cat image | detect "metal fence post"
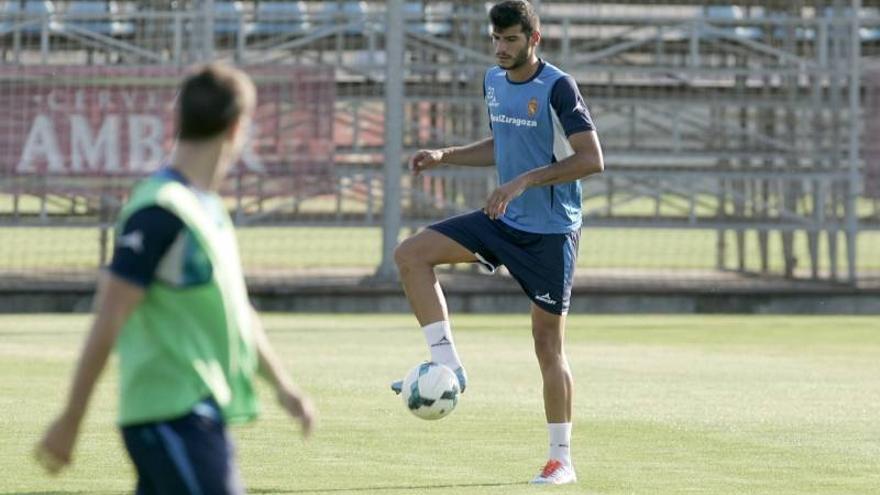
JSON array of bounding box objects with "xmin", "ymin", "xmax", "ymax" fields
[
  {"xmin": 377, "ymin": 0, "xmax": 404, "ymax": 280},
  {"xmin": 846, "ymin": 0, "xmax": 862, "ymax": 284}
]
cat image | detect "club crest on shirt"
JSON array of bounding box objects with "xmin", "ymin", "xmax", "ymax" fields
[{"xmin": 527, "ymin": 97, "xmax": 539, "ymax": 117}]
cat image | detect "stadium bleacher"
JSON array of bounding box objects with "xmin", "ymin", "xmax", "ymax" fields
[
  {"xmin": 314, "ymin": 1, "xmax": 368, "ymax": 35},
  {"xmin": 0, "ymin": 0, "xmax": 58, "ymax": 36},
  {"xmin": 404, "ymin": 2, "xmax": 451, "ymax": 37},
  {"xmin": 252, "ymin": 1, "xmax": 309, "ymax": 38},
  {"xmin": 62, "ymin": 1, "xmax": 134, "ymax": 38},
  {"xmin": 213, "ymin": 0, "xmax": 251, "ymax": 36}
]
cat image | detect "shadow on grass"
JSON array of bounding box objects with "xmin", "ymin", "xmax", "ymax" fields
[
  {"xmin": 251, "ymin": 481, "xmax": 526, "ymax": 494},
  {"xmin": 4, "ymin": 482, "xmax": 526, "ymax": 495},
  {"xmin": 3, "ymin": 493, "xmax": 127, "ymax": 495}
]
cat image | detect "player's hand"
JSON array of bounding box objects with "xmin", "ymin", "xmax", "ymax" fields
[
  {"xmin": 35, "ymin": 414, "xmax": 79, "ymax": 475},
  {"xmin": 409, "ymin": 149, "xmax": 445, "ymax": 176},
  {"xmin": 484, "ymin": 177, "xmax": 528, "ymax": 220},
  {"xmin": 277, "ymin": 386, "xmax": 316, "ymax": 439}
]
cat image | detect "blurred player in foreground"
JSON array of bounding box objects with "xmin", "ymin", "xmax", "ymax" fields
[{"xmin": 36, "ymin": 63, "xmax": 315, "ymax": 494}]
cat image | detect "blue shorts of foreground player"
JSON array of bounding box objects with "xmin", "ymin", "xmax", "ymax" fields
[
  {"xmin": 121, "ymin": 398, "xmax": 245, "ymax": 495},
  {"xmin": 428, "ymin": 210, "xmax": 580, "ymax": 316}
]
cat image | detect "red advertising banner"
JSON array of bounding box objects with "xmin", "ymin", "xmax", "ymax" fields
[{"xmin": 0, "ymin": 65, "xmax": 335, "ymax": 188}]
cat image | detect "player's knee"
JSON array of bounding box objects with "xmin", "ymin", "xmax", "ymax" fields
[
  {"xmin": 393, "ymin": 238, "xmax": 419, "ymax": 270},
  {"xmin": 535, "ymin": 339, "xmax": 559, "ymax": 362},
  {"xmin": 533, "ymin": 333, "xmax": 563, "ymax": 364}
]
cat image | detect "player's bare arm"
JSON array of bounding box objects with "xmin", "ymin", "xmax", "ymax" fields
[
  {"xmin": 409, "ymin": 137, "xmax": 495, "ymax": 176},
  {"xmin": 485, "ymin": 130, "xmax": 603, "ymax": 219},
  {"xmin": 35, "ymin": 273, "xmax": 144, "ymax": 474},
  {"xmin": 250, "ymin": 306, "xmax": 316, "ymax": 438}
]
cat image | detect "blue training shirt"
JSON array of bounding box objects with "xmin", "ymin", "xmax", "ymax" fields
[{"xmin": 484, "ymin": 60, "xmax": 594, "ymax": 234}]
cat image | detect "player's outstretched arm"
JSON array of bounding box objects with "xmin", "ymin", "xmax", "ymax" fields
[
  {"xmin": 35, "ymin": 272, "xmax": 144, "ymax": 475},
  {"xmin": 485, "ymin": 130, "xmax": 604, "ymax": 219},
  {"xmin": 409, "ymin": 137, "xmax": 495, "ymax": 176},
  {"xmin": 250, "ymin": 307, "xmax": 316, "ymax": 438}
]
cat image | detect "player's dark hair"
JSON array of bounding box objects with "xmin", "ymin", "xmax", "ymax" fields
[
  {"xmin": 177, "ymin": 63, "xmax": 255, "ymax": 141},
  {"xmin": 489, "ymin": 0, "xmax": 540, "ymax": 38}
]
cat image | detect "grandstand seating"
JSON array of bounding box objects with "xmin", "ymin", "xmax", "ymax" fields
[
  {"xmin": 314, "ymin": 1, "xmax": 368, "ymax": 35},
  {"xmin": 252, "ymin": 1, "xmax": 309, "ymax": 37},
  {"xmin": 404, "ymin": 2, "xmax": 451, "ymax": 37},
  {"xmin": 62, "ymin": 1, "xmax": 134, "ymax": 37},
  {"xmin": 0, "ymin": 0, "xmax": 58, "ymax": 36},
  {"xmin": 213, "ymin": 0, "xmax": 252, "ymax": 36},
  {"xmin": 703, "ymin": 5, "xmax": 762, "ymax": 40}
]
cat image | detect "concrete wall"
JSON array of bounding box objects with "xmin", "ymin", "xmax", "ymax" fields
[{"xmin": 4, "ymin": 286, "xmax": 878, "ymax": 314}]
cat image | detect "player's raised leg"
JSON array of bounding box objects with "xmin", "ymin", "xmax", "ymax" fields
[
  {"xmin": 529, "ymin": 304, "xmax": 577, "ymax": 485},
  {"xmin": 391, "ymin": 228, "xmax": 477, "ymax": 393},
  {"xmin": 395, "ymin": 229, "xmax": 477, "ymax": 325}
]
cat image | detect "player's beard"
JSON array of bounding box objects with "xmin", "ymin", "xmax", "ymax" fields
[{"xmin": 499, "ymin": 45, "xmax": 532, "ymax": 71}]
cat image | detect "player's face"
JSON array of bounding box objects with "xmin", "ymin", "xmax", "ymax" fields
[{"xmin": 491, "ymin": 25, "xmax": 534, "ymax": 70}]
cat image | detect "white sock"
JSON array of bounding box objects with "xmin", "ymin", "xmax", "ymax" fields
[
  {"xmin": 422, "ymin": 320, "xmax": 462, "ymax": 370},
  {"xmin": 548, "ymin": 422, "xmax": 572, "ymax": 467}
]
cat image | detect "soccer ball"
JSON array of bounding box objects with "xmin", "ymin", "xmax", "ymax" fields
[{"xmin": 401, "ymin": 362, "xmax": 460, "ymax": 420}]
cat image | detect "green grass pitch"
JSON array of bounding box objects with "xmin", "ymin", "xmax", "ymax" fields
[
  {"xmin": 1, "ymin": 226, "xmax": 878, "ymax": 273},
  {"xmin": 1, "ymin": 314, "xmax": 878, "ymax": 494}
]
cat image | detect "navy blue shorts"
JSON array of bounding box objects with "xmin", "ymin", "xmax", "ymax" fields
[
  {"xmin": 121, "ymin": 399, "xmax": 244, "ymax": 495},
  {"xmin": 429, "ymin": 210, "xmax": 580, "ymax": 315}
]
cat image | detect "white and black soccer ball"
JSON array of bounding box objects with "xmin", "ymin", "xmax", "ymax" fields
[{"xmin": 401, "ymin": 362, "xmax": 460, "ymax": 420}]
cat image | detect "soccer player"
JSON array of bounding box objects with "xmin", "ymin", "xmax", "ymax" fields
[
  {"xmin": 35, "ymin": 64, "xmax": 315, "ymax": 494},
  {"xmin": 391, "ymin": 0, "xmax": 603, "ymax": 485}
]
